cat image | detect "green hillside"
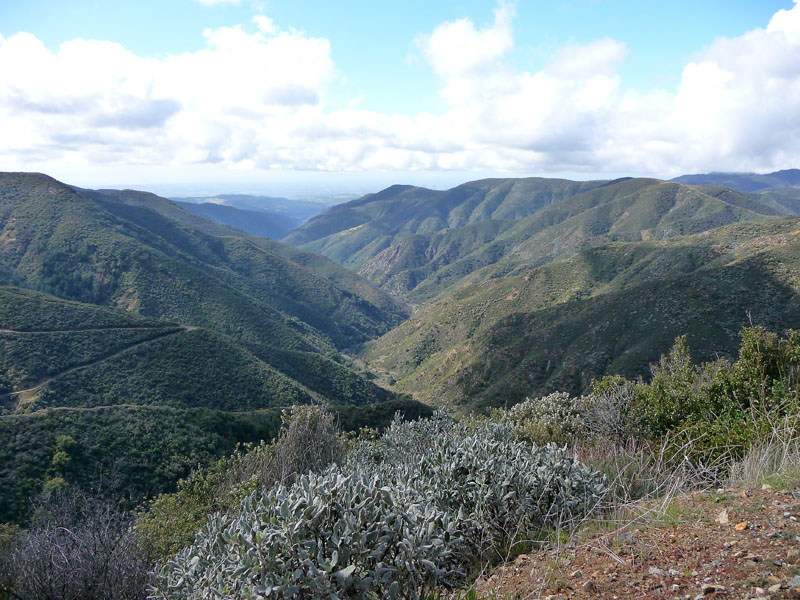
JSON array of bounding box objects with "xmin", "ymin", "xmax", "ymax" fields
[
  {"xmin": 401, "ymin": 180, "xmax": 777, "ymax": 300},
  {"xmin": 283, "ymin": 177, "xmax": 609, "ymax": 264},
  {"xmin": 0, "ymin": 397, "xmax": 432, "ymax": 524},
  {"xmin": 752, "ymin": 188, "xmax": 800, "ymax": 215},
  {"xmin": 87, "ymin": 186, "xmax": 407, "ymax": 324},
  {"xmin": 672, "ymin": 168, "xmax": 800, "ymax": 192},
  {"xmin": 0, "ymin": 285, "xmax": 424, "ymax": 524},
  {"xmin": 0, "ymin": 173, "xmax": 404, "ymax": 351},
  {"xmin": 0, "ymin": 173, "xmax": 423, "ymax": 524},
  {"xmin": 363, "ymin": 219, "xmax": 800, "ymax": 410},
  {"xmin": 285, "ymin": 177, "xmax": 778, "ymax": 302}
]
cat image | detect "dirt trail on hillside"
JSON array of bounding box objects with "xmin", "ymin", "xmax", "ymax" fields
[
  {"xmin": 1, "ymin": 326, "xmax": 189, "ymax": 408},
  {"xmin": 0, "ymin": 326, "xmax": 170, "ymax": 334},
  {"xmin": 477, "ymin": 484, "xmax": 800, "ymax": 600}
]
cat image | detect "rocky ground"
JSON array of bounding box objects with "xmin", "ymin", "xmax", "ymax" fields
[{"xmin": 475, "ymin": 482, "xmax": 800, "ymax": 599}]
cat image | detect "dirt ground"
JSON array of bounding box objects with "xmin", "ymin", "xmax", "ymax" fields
[{"xmin": 475, "ymin": 482, "xmax": 800, "ymax": 600}]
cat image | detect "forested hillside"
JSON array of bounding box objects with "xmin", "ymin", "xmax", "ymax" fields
[
  {"xmin": 287, "ymin": 177, "xmax": 779, "ymax": 302},
  {"xmin": 0, "ymin": 173, "xmax": 425, "ymax": 524},
  {"xmin": 363, "ymin": 219, "xmax": 800, "ymax": 409}
]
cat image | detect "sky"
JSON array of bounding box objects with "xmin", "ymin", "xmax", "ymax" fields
[{"xmin": 0, "ymin": 0, "xmax": 799, "ymax": 196}]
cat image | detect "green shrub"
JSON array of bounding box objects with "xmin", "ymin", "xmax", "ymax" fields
[
  {"xmin": 635, "ymin": 336, "xmax": 701, "ymax": 436},
  {"xmin": 584, "ymin": 328, "xmax": 800, "ymax": 472}
]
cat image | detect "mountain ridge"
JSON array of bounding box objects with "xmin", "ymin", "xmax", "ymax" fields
[
  {"xmin": 362, "ymin": 219, "xmax": 800, "ymax": 409},
  {"xmin": 286, "ymin": 176, "xmax": 780, "ymax": 303},
  {"xmin": 0, "ymin": 172, "xmax": 424, "ymax": 524}
]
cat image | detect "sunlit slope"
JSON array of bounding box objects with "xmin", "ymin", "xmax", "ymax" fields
[
  {"xmin": 285, "ymin": 177, "xmax": 778, "ymax": 303},
  {"xmin": 363, "ymin": 220, "xmax": 800, "ymax": 410},
  {"xmin": 0, "ymin": 172, "xmax": 404, "ymax": 351}
]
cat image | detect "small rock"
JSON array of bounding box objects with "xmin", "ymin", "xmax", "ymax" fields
[
  {"xmin": 672, "ymin": 584, "xmax": 681, "ymax": 592},
  {"xmin": 735, "ymin": 521, "xmax": 749, "ymax": 531},
  {"xmin": 769, "ymin": 583, "xmax": 782, "ymax": 593},
  {"xmin": 649, "ymin": 566, "xmax": 667, "ymax": 576},
  {"xmin": 570, "ymin": 569, "xmax": 583, "ymax": 578},
  {"xmin": 616, "ymin": 532, "xmax": 635, "ymax": 544},
  {"xmin": 763, "ymin": 483, "xmax": 773, "ymax": 490},
  {"xmin": 703, "ymin": 584, "xmax": 725, "ymax": 594},
  {"xmin": 743, "ymin": 554, "xmax": 761, "ymax": 562},
  {"xmin": 789, "ymin": 575, "xmax": 800, "ymax": 588},
  {"xmin": 755, "ymin": 587, "xmax": 766, "ymax": 597},
  {"xmin": 582, "ymin": 580, "xmax": 598, "ymax": 593},
  {"xmin": 785, "ymin": 512, "xmax": 793, "ymax": 518},
  {"xmin": 669, "ymin": 568, "xmax": 682, "ymax": 576},
  {"xmin": 717, "ymin": 509, "xmax": 730, "ymax": 524},
  {"xmin": 787, "ymin": 548, "xmax": 800, "ymax": 563}
]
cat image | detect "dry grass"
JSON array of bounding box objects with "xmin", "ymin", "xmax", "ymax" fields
[{"xmin": 726, "ymin": 422, "xmax": 800, "ymax": 488}]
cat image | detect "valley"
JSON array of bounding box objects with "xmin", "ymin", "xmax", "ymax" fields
[
  {"xmin": 2, "ymin": 168, "xmax": 800, "ymax": 599},
  {"xmin": 0, "ymin": 173, "xmax": 424, "ymax": 523}
]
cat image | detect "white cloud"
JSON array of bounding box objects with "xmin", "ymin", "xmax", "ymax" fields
[
  {"xmin": 252, "ymin": 15, "xmax": 278, "ymax": 35},
  {"xmin": 416, "ymin": 1, "xmax": 514, "ymax": 77},
  {"xmin": 1, "ymin": 1, "xmax": 800, "ymax": 180}
]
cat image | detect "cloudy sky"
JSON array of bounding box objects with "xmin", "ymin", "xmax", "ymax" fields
[{"xmin": 1, "ymin": 0, "xmax": 798, "ymax": 195}]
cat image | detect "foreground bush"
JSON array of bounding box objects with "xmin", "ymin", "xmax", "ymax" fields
[
  {"xmin": 354, "ymin": 413, "xmax": 607, "ymax": 556},
  {"xmin": 151, "ymin": 467, "xmax": 465, "ymax": 600},
  {"xmin": 507, "ymin": 328, "xmax": 800, "ymax": 474},
  {"xmin": 137, "ymin": 405, "xmax": 343, "ymax": 559},
  {"xmin": 0, "ymin": 490, "xmax": 148, "ymax": 600},
  {"xmin": 151, "ymin": 414, "xmax": 606, "ymax": 600}
]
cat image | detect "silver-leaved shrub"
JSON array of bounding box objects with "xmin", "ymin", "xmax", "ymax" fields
[
  {"xmin": 352, "ymin": 412, "xmax": 607, "ymax": 558},
  {"xmin": 150, "ymin": 466, "xmax": 465, "ymax": 600},
  {"xmin": 500, "ymin": 391, "xmax": 586, "ymax": 444},
  {"xmin": 150, "ymin": 411, "xmax": 606, "ymax": 600}
]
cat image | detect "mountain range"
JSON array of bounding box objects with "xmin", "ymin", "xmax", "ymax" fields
[
  {"xmin": 282, "ymin": 174, "xmax": 799, "ymax": 409},
  {"xmin": 171, "ymin": 193, "xmax": 342, "ymax": 238},
  {"xmin": 671, "ymin": 169, "xmax": 800, "ymax": 216},
  {"xmin": 285, "ymin": 177, "xmax": 780, "ymax": 302},
  {"xmin": 0, "ymin": 172, "xmax": 425, "ymax": 523},
  {"xmin": 4, "ymin": 168, "xmax": 800, "ymax": 524},
  {"xmin": 671, "ymin": 168, "xmax": 800, "ymax": 192}
]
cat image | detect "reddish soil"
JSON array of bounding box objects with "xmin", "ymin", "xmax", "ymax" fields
[{"xmin": 475, "ymin": 483, "xmax": 800, "ymax": 599}]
